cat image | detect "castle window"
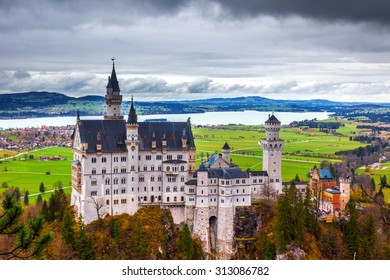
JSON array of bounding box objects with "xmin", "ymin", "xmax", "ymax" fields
[
  {"xmin": 156, "ymin": 155, "xmax": 162, "ymax": 160},
  {"xmin": 90, "ymin": 191, "xmax": 97, "ymax": 196},
  {"xmin": 105, "ymin": 189, "xmax": 110, "ymax": 195},
  {"xmin": 181, "ymin": 196, "xmax": 184, "ymax": 202},
  {"xmin": 105, "ymin": 178, "xmax": 110, "ymax": 185},
  {"xmin": 174, "ymin": 197, "xmax": 177, "ymax": 202},
  {"xmin": 121, "ymin": 178, "xmax": 126, "ymax": 184},
  {"xmin": 121, "ymin": 199, "xmax": 127, "ymax": 204},
  {"xmin": 167, "ymin": 197, "xmax": 170, "ymax": 202},
  {"xmin": 121, "ymin": 168, "xmax": 126, "ymax": 173},
  {"xmin": 114, "ymin": 178, "xmax": 118, "ymax": 184},
  {"xmin": 151, "ymin": 176, "xmax": 155, "ymax": 182},
  {"xmin": 131, "ymin": 165, "xmax": 135, "ymax": 171},
  {"xmin": 221, "ymin": 181, "xmax": 224, "ymax": 185},
  {"xmin": 114, "ymin": 190, "xmax": 118, "ymax": 194},
  {"xmin": 106, "ymin": 200, "xmax": 109, "ymax": 205},
  {"xmin": 146, "ymin": 155, "xmax": 152, "ymax": 160},
  {"xmin": 166, "ymin": 166, "xmax": 171, "ymax": 172},
  {"xmin": 180, "ymin": 166, "xmax": 185, "ymax": 172},
  {"xmin": 144, "ymin": 187, "xmax": 146, "ymax": 191},
  {"xmin": 92, "ymin": 168, "xmax": 96, "ymax": 175},
  {"xmin": 158, "ymin": 196, "xmax": 161, "ymax": 201},
  {"xmin": 166, "ymin": 186, "xmax": 170, "ymax": 192},
  {"xmin": 151, "ymin": 166, "xmax": 155, "ymax": 171},
  {"xmin": 102, "ymin": 157, "xmax": 107, "ymax": 163},
  {"xmin": 243, "ymin": 198, "xmax": 245, "ymax": 202},
  {"xmin": 253, "ymin": 179, "xmax": 257, "ymax": 183},
  {"xmin": 102, "ymin": 168, "xmax": 106, "ymax": 174},
  {"xmin": 132, "ymin": 198, "xmax": 134, "ymax": 202},
  {"xmin": 114, "ymin": 200, "xmax": 118, "ymax": 205},
  {"xmin": 221, "ymin": 199, "xmax": 224, "ymax": 203},
  {"xmin": 221, "ymin": 190, "xmax": 224, "ymax": 195},
  {"xmin": 242, "ymin": 179, "xmax": 246, "ymax": 184},
  {"xmin": 177, "ymin": 155, "xmax": 183, "ymax": 160},
  {"xmin": 276, "ymin": 179, "xmax": 280, "ymax": 182},
  {"xmin": 91, "ymin": 179, "xmax": 97, "ymax": 186},
  {"xmin": 114, "ymin": 167, "xmax": 118, "ymax": 173},
  {"xmin": 270, "ymin": 179, "xmax": 274, "ymax": 182},
  {"xmin": 236, "ymin": 179, "xmax": 239, "ymax": 184},
  {"xmin": 260, "ymin": 179, "xmax": 263, "ymax": 183},
  {"xmin": 114, "ymin": 157, "xmax": 118, "ymax": 162},
  {"xmin": 139, "ymin": 176, "xmax": 145, "ymax": 182},
  {"xmin": 189, "ymin": 188, "xmax": 194, "ymax": 193},
  {"xmin": 158, "ymin": 165, "xmax": 162, "ymax": 171},
  {"xmin": 91, "ymin": 157, "xmax": 96, "ymax": 163},
  {"xmin": 143, "ymin": 166, "xmax": 147, "ymax": 171},
  {"xmin": 167, "ymin": 155, "xmax": 173, "ymax": 160},
  {"xmin": 237, "ymin": 189, "xmax": 239, "ymax": 193},
  {"xmin": 158, "ymin": 176, "xmax": 162, "ymax": 182},
  {"xmin": 132, "ymin": 177, "xmax": 134, "ymax": 182},
  {"xmin": 121, "ymin": 156, "xmax": 127, "ymax": 162},
  {"xmin": 173, "ymin": 186, "xmax": 178, "ymax": 192},
  {"xmin": 180, "ymin": 186, "xmax": 184, "ymax": 192}
]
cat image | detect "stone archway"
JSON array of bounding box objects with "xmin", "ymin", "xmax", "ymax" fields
[{"xmin": 209, "ymin": 216, "xmax": 217, "ymax": 254}]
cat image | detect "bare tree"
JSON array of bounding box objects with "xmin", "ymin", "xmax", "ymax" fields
[
  {"xmin": 261, "ymin": 182, "xmax": 276, "ymax": 200},
  {"xmin": 89, "ymin": 196, "xmax": 106, "ymax": 220}
]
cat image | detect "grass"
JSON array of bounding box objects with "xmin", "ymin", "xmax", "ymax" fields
[
  {"xmin": 0, "ymin": 147, "xmax": 73, "ymax": 203},
  {"xmin": 193, "ymin": 120, "xmax": 366, "ymax": 181},
  {"xmin": 355, "ymin": 161, "xmax": 390, "ymax": 204}
]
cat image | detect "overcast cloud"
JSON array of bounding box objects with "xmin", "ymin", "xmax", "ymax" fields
[{"xmin": 0, "ymin": 0, "xmax": 390, "ymax": 102}]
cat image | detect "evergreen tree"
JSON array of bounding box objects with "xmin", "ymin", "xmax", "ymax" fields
[
  {"xmin": 39, "ymin": 182, "xmax": 45, "ymax": 193},
  {"xmin": 109, "ymin": 218, "xmax": 120, "ymax": 241},
  {"xmin": 61, "ymin": 209, "xmax": 76, "ymax": 247},
  {"xmin": 14, "ymin": 187, "xmax": 21, "ymax": 202},
  {"xmin": 36, "ymin": 194, "xmax": 43, "ymax": 206},
  {"xmin": 41, "ymin": 200, "xmax": 49, "ymax": 218},
  {"xmin": 275, "ymin": 185, "xmax": 295, "ymax": 251},
  {"xmin": 369, "ymin": 178, "xmax": 376, "ymax": 193},
  {"xmin": 23, "ymin": 191, "xmax": 29, "ymax": 206},
  {"xmin": 344, "ymin": 199, "xmax": 360, "ymax": 259},
  {"xmin": 0, "ymin": 194, "xmax": 53, "ymax": 259},
  {"xmin": 178, "ymin": 224, "xmax": 194, "ymax": 259},
  {"xmin": 74, "ymin": 217, "xmax": 95, "ymax": 260},
  {"xmin": 362, "ymin": 214, "xmax": 376, "ymax": 260},
  {"xmin": 132, "ymin": 216, "xmax": 149, "ymax": 259},
  {"xmin": 303, "ymin": 187, "xmax": 319, "ymax": 237},
  {"xmin": 261, "ymin": 237, "xmax": 276, "ymax": 260}
]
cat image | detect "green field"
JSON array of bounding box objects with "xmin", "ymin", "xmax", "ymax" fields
[
  {"xmin": 193, "ymin": 120, "xmax": 367, "ymax": 181},
  {"xmin": 0, "ymin": 147, "xmax": 73, "ymax": 203}
]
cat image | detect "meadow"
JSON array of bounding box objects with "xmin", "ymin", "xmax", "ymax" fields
[
  {"xmin": 192, "ymin": 119, "xmax": 366, "ymax": 181},
  {"xmin": 0, "ymin": 147, "xmax": 73, "ymax": 203}
]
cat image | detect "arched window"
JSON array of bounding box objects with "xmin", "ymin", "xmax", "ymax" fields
[
  {"xmin": 92, "ymin": 168, "xmax": 96, "ymax": 175},
  {"xmin": 105, "ymin": 189, "xmax": 110, "ymax": 195},
  {"xmin": 105, "ymin": 178, "xmax": 110, "ymax": 185},
  {"xmin": 180, "ymin": 166, "xmax": 185, "ymax": 172},
  {"xmin": 91, "ymin": 178, "xmax": 97, "ymax": 186},
  {"xmin": 102, "ymin": 168, "xmax": 106, "ymax": 174},
  {"xmin": 113, "ymin": 177, "xmax": 118, "ymax": 184},
  {"xmin": 167, "ymin": 197, "xmax": 170, "ymax": 202},
  {"xmin": 166, "ymin": 166, "xmax": 171, "ymax": 172}
]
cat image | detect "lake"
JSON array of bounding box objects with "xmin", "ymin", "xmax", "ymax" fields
[{"xmin": 0, "ymin": 111, "xmax": 331, "ymax": 129}]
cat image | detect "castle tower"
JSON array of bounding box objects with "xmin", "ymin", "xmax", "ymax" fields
[
  {"xmin": 221, "ymin": 142, "xmax": 231, "ymax": 164},
  {"xmin": 125, "ymin": 96, "xmax": 139, "ymax": 214},
  {"xmin": 104, "ymin": 59, "xmax": 123, "ymax": 120},
  {"xmin": 260, "ymin": 114, "xmax": 284, "ymax": 194},
  {"xmin": 339, "ymin": 177, "xmax": 351, "ymax": 211}
]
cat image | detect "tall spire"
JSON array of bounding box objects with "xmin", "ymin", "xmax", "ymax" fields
[
  {"xmin": 110, "ymin": 57, "xmax": 120, "ymax": 92},
  {"xmin": 127, "ymin": 95, "xmax": 138, "ymax": 124}
]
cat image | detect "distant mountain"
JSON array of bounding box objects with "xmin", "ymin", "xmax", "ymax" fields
[{"xmin": 0, "ymin": 91, "xmax": 389, "ymax": 120}]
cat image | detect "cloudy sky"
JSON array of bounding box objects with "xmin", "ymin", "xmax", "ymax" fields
[{"xmin": 1, "ymin": 0, "xmax": 390, "ymax": 102}]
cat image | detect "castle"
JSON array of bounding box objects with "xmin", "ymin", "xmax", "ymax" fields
[{"xmin": 70, "ymin": 62, "xmax": 283, "ymax": 258}]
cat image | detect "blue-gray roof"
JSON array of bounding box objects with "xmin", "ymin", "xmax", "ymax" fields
[
  {"xmin": 265, "ymin": 114, "xmax": 280, "ymax": 124},
  {"xmin": 76, "ymin": 119, "xmax": 195, "ymax": 153},
  {"xmin": 194, "ymin": 167, "xmax": 248, "ymax": 179},
  {"xmin": 319, "ymin": 169, "xmax": 333, "ymax": 179},
  {"xmin": 324, "ymin": 188, "xmax": 340, "ymax": 194}
]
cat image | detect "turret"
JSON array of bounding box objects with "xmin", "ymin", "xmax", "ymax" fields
[
  {"xmin": 222, "ymin": 142, "xmax": 231, "ymax": 163},
  {"xmin": 104, "ymin": 59, "xmax": 123, "ymax": 120}
]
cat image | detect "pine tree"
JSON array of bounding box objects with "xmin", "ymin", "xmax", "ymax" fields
[
  {"xmin": 61, "ymin": 209, "xmax": 76, "ymax": 247},
  {"xmin": 178, "ymin": 224, "xmax": 194, "ymax": 259},
  {"xmin": 344, "ymin": 199, "xmax": 360, "ymax": 259},
  {"xmin": 362, "ymin": 214, "xmax": 376, "ymax": 260},
  {"xmin": 132, "ymin": 216, "xmax": 149, "ymax": 259},
  {"xmin": 39, "ymin": 182, "xmax": 45, "ymax": 193},
  {"xmin": 36, "ymin": 194, "xmax": 43, "ymax": 206},
  {"xmin": 261, "ymin": 237, "xmax": 276, "ymax": 260},
  {"xmin": 74, "ymin": 218, "xmax": 95, "ymax": 260},
  {"xmin": 276, "ymin": 185, "xmax": 295, "ymax": 251},
  {"xmin": 0, "ymin": 194, "xmax": 53, "ymax": 259},
  {"xmin": 23, "ymin": 191, "xmax": 29, "ymax": 206},
  {"xmin": 369, "ymin": 177, "xmax": 376, "ymax": 193},
  {"xmin": 41, "ymin": 200, "xmax": 49, "ymax": 219}
]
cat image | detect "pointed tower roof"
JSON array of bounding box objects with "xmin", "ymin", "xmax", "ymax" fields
[
  {"xmin": 265, "ymin": 114, "xmax": 281, "ymax": 124},
  {"xmin": 127, "ymin": 96, "xmax": 138, "ymax": 124},
  {"xmin": 110, "ymin": 60, "xmax": 120, "ymax": 92},
  {"xmin": 106, "ymin": 76, "xmax": 113, "ymax": 89},
  {"xmin": 198, "ymin": 162, "xmax": 208, "ymax": 172},
  {"xmin": 222, "ymin": 142, "xmax": 230, "ymax": 150}
]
